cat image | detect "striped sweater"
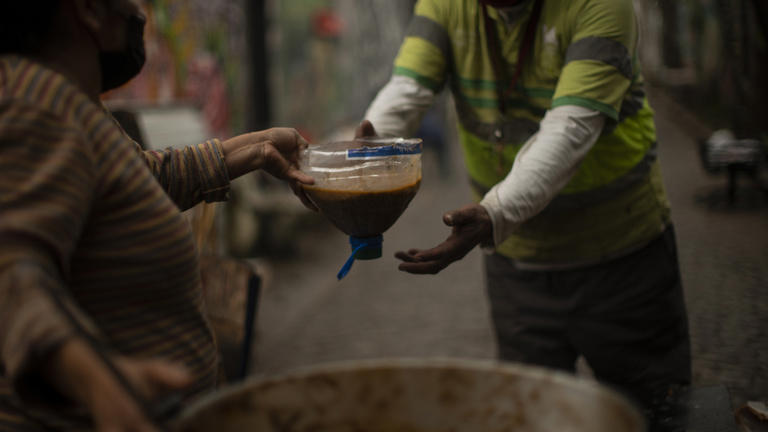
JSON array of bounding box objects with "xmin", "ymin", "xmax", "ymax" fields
[{"xmin": 0, "ymin": 56, "xmax": 230, "ymax": 430}]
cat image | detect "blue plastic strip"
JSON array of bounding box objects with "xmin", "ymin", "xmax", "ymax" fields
[
  {"xmin": 337, "ymin": 235, "xmax": 384, "ymax": 280},
  {"xmin": 347, "ymin": 145, "xmax": 422, "ymax": 159}
]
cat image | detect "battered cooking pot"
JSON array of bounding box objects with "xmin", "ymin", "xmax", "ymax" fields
[{"xmin": 173, "ymin": 358, "xmax": 645, "ymax": 432}]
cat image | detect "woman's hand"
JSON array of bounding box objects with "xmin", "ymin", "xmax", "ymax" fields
[
  {"xmin": 45, "ymin": 338, "xmax": 192, "ymax": 432},
  {"xmin": 221, "ymin": 127, "xmax": 316, "ymax": 210},
  {"xmin": 221, "ymin": 127, "xmax": 313, "ymax": 183}
]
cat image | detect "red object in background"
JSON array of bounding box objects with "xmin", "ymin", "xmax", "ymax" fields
[{"xmin": 312, "ymin": 8, "xmax": 343, "ymax": 39}]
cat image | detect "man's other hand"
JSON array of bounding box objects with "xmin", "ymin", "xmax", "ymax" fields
[{"xmin": 395, "ymin": 204, "xmax": 493, "ymax": 275}]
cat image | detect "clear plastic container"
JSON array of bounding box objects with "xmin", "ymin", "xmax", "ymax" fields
[
  {"xmin": 176, "ymin": 359, "xmax": 644, "ymax": 432},
  {"xmin": 300, "ymin": 138, "xmax": 422, "ymax": 278}
]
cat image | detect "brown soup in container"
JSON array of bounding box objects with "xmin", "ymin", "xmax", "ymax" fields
[
  {"xmin": 302, "ymin": 179, "xmax": 421, "ymax": 238},
  {"xmin": 300, "ymin": 138, "xmax": 422, "ymax": 273}
]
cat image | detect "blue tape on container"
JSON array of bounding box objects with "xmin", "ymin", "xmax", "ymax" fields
[
  {"xmin": 347, "ymin": 144, "xmax": 422, "ymax": 159},
  {"xmin": 337, "ymin": 235, "xmax": 384, "ymax": 280}
]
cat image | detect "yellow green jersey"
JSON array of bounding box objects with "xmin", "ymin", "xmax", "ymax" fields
[{"xmin": 395, "ymin": 0, "xmax": 671, "ymax": 264}]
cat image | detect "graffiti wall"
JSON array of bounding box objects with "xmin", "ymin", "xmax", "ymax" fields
[
  {"xmin": 105, "ymin": 0, "xmax": 248, "ymax": 139},
  {"xmin": 111, "ymin": 0, "xmax": 417, "ymax": 144}
]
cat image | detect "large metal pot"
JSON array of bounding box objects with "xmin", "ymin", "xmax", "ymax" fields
[{"xmin": 174, "ymin": 358, "xmax": 645, "ymax": 432}]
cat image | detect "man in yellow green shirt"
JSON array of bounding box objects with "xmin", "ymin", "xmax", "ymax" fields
[{"xmin": 358, "ymin": 0, "xmax": 691, "ymax": 426}]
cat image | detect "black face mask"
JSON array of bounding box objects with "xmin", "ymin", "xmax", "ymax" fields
[{"xmin": 99, "ymin": 13, "xmax": 146, "ymax": 92}]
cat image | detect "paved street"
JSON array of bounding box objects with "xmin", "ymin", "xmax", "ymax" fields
[
  {"xmin": 648, "ymin": 90, "xmax": 768, "ymax": 407},
  {"xmin": 250, "ymin": 90, "xmax": 767, "ymax": 408}
]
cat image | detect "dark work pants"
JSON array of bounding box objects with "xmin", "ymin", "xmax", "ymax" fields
[{"xmin": 485, "ymin": 226, "xmax": 691, "ymax": 427}]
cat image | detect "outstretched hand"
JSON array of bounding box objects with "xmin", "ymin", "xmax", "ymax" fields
[{"xmin": 395, "ymin": 204, "xmax": 494, "ymax": 274}]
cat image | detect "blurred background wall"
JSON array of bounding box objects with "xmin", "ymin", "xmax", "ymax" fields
[
  {"xmin": 269, "ymin": 0, "xmax": 417, "ymax": 142},
  {"xmin": 636, "ymin": 0, "xmax": 768, "ymax": 140},
  {"xmin": 104, "ymin": 0, "xmax": 249, "ymax": 138},
  {"xmin": 104, "ymin": 0, "xmax": 418, "ymax": 142}
]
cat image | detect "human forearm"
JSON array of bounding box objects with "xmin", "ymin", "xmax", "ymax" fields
[
  {"xmin": 0, "ymin": 267, "xmax": 191, "ymax": 431},
  {"xmin": 0, "ymin": 265, "xmax": 191, "ymax": 431},
  {"xmin": 479, "ymin": 105, "xmax": 605, "ymax": 246},
  {"xmin": 140, "ymin": 140, "xmax": 230, "ymax": 211},
  {"xmin": 0, "ymin": 260, "xmax": 105, "ymax": 408},
  {"xmin": 43, "ymin": 337, "xmax": 192, "ymax": 432},
  {"xmin": 140, "ymin": 128, "xmax": 314, "ymax": 211},
  {"xmin": 364, "ymin": 75, "xmax": 437, "ymax": 138}
]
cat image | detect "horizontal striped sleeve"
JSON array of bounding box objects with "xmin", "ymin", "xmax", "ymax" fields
[
  {"xmin": 393, "ymin": 0, "xmax": 451, "ymax": 92},
  {"xmin": 194, "ymin": 139, "xmax": 230, "ymax": 203},
  {"xmin": 138, "ymin": 138, "xmax": 231, "ymax": 211},
  {"xmin": 1, "ymin": 57, "xmax": 220, "ymax": 424},
  {"xmin": 0, "ymin": 103, "xmax": 101, "ymax": 392},
  {"xmin": 554, "ymin": 0, "xmax": 637, "ymax": 120}
]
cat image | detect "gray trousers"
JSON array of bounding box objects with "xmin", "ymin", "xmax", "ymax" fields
[{"xmin": 485, "ymin": 226, "xmax": 691, "ymax": 414}]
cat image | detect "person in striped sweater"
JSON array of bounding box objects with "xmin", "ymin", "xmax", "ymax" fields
[{"xmin": 0, "ymin": 1, "xmax": 315, "ymax": 431}]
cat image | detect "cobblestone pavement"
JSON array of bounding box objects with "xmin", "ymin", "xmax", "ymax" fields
[
  {"xmin": 647, "ymin": 90, "xmax": 768, "ymax": 407},
  {"xmin": 250, "ymin": 93, "xmax": 767, "ymax": 408}
]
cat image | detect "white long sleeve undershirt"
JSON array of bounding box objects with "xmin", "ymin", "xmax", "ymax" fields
[
  {"xmin": 365, "ymin": 75, "xmax": 437, "ymax": 137},
  {"xmin": 364, "ymin": 75, "xmax": 605, "ymax": 247},
  {"xmin": 479, "ymin": 105, "xmax": 605, "ymax": 247}
]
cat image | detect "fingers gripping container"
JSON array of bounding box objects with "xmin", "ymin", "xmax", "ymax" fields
[{"xmin": 300, "ymin": 138, "xmax": 422, "ymax": 279}]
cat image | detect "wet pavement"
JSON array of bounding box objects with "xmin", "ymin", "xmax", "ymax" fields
[
  {"xmin": 249, "ymin": 90, "xmax": 768, "ymax": 409},
  {"xmin": 648, "ymin": 89, "xmax": 768, "ymax": 408}
]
